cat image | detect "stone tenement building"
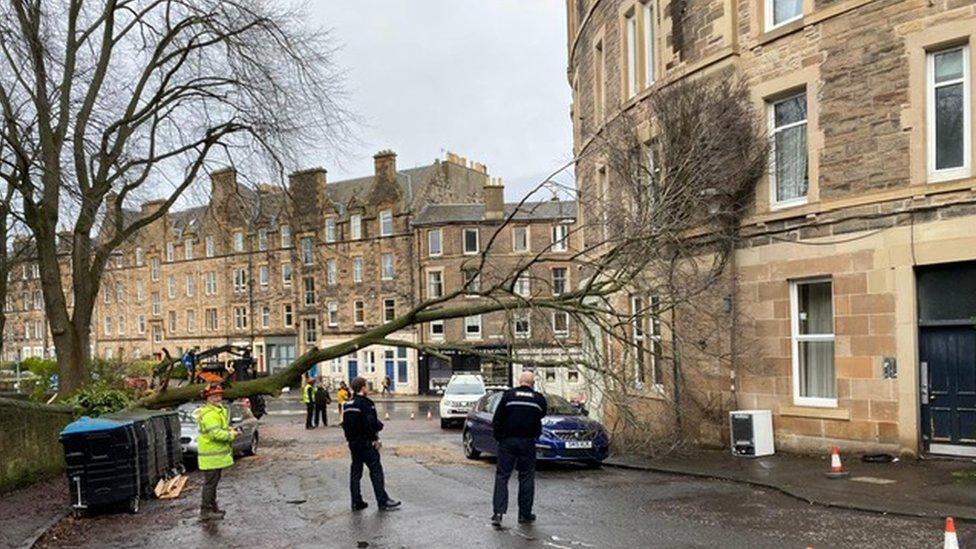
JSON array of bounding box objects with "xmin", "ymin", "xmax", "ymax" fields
[
  {"xmin": 2, "ymin": 151, "xmax": 580, "ymax": 396},
  {"xmin": 568, "ymin": 0, "xmax": 976, "ymax": 457}
]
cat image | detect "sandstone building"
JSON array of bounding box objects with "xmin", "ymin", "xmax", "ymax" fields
[
  {"xmin": 568, "ymin": 0, "xmax": 976, "ymax": 456},
  {"xmin": 3, "ymin": 152, "xmax": 580, "ymax": 396}
]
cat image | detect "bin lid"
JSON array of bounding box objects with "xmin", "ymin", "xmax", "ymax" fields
[{"xmin": 60, "ymin": 416, "xmax": 133, "ymax": 436}]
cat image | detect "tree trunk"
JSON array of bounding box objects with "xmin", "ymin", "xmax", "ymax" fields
[{"xmin": 53, "ymin": 322, "xmax": 90, "ymax": 395}]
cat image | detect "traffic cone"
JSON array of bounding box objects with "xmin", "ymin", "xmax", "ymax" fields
[
  {"xmin": 410, "ymin": 411, "xmax": 415, "ymax": 420},
  {"xmin": 944, "ymin": 517, "xmax": 959, "ymax": 549},
  {"xmin": 384, "ymin": 411, "xmax": 390, "ymax": 420},
  {"xmin": 427, "ymin": 410, "xmax": 432, "ymax": 421},
  {"xmin": 825, "ymin": 446, "xmax": 849, "ymax": 479}
]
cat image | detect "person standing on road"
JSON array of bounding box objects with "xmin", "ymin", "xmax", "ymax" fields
[
  {"xmin": 314, "ymin": 379, "xmax": 332, "ymax": 427},
  {"xmin": 490, "ymin": 371, "xmax": 547, "ymax": 527},
  {"xmin": 381, "ymin": 375, "xmax": 392, "ymax": 397},
  {"xmin": 342, "ymin": 376, "xmax": 401, "ymax": 511},
  {"xmin": 303, "ymin": 377, "xmax": 316, "ymax": 429},
  {"xmin": 337, "ymin": 381, "xmax": 350, "ymax": 423},
  {"xmin": 195, "ymin": 383, "xmax": 239, "ymax": 521}
]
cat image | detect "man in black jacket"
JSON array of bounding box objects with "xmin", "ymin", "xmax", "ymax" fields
[
  {"xmin": 314, "ymin": 381, "xmax": 331, "ymax": 427},
  {"xmin": 491, "ymin": 371, "xmax": 547, "ymax": 526},
  {"xmin": 342, "ymin": 376, "xmax": 402, "ymax": 511}
]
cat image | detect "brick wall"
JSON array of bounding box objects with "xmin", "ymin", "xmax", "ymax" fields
[{"xmin": 0, "ymin": 397, "xmax": 75, "ymax": 493}]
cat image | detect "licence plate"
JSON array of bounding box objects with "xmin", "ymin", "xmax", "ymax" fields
[{"xmin": 564, "ymin": 440, "xmax": 592, "ymax": 449}]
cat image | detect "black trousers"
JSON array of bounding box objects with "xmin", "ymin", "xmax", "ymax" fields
[
  {"xmin": 314, "ymin": 404, "xmax": 328, "ymax": 426},
  {"xmin": 492, "ymin": 437, "xmax": 536, "ymax": 516},
  {"xmin": 201, "ymin": 469, "xmax": 222, "ymax": 511},
  {"xmin": 305, "ymin": 403, "xmax": 315, "ymax": 428},
  {"xmin": 349, "ymin": 442, "xmax": 390, "ymax": 505}
]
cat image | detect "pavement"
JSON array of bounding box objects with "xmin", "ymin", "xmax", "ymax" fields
[
  {"xmin": 2, "ymin": 397, "xmax": 966, "ymax": 548},
  {"xmin": 606, "ymin": 448, "xmax": 976, "ymax": 522}
]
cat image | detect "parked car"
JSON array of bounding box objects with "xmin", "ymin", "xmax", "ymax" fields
[
  {"xmin": 178, "ymin": 400, "xmax": 259, "ymax": 466},
  {"xmin": 439, "ymin": 374, "xmax": 486, "ymax": 428},
  {"xmin": 462, "ymin": 392, "xmax": 610, "ymax": 467}
]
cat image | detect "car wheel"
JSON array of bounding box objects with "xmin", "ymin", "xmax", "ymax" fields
[
  {"xmin": 584, "ymin": 460, "xmax": 602, "ymax": 469},
  {"xmin": 463, "ymin": 429, "xmax": 481, "ymax": 459},
  {"xmin": 440, "ymin": 419, "xmax": 449, "ymax": 429},
  {"xmin": 245, "ymin": 431, "xmax": 259, "ymax": 456}
]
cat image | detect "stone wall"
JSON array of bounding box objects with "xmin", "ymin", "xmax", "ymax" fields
[{"xmin": 0, "ymin": 398, "xmax": 74, "ymax": 493}]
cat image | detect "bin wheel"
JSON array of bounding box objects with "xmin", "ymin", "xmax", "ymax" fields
[
  {"xmin": 128, "ymin": 496, "xmax": 140, "ymax": 514},
  {"xmin": 72, "ymin": 508, "xmax": 87, "ymax": 519},
  {"xmin": 245, "ymin": 432, "xmax": 259, "ymax": 456}
]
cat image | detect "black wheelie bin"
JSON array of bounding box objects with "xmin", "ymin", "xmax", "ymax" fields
[{"xmin": 59, "ymin": 416, "xmax": 142, "ymax": 515}]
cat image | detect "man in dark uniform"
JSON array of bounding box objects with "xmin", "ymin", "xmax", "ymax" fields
[
  {"xmin": 342, "ymin": 376, "xmax": 402, "ymax": 511},
  {"xmin": 491, "ymin": 371, "xmax": 547, "ymax": 526}
]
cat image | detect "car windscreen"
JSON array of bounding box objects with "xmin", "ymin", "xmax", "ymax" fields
[
  {"xmin": 545, "ymin": 395, "xmax": 581, "ymax": 415},
  {"xmin": 445, "ymin": 382, "xmax": 484, "ymax": 395}
]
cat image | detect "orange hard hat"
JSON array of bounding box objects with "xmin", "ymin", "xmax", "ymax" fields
[{"xmin": 202, "ymin": 383, "xmax": 224, "ymax": 397}]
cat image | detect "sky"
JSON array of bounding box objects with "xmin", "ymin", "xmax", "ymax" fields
[{"xmin": 306, "ymin": 1, "xmax": 575, "ymax": 201}]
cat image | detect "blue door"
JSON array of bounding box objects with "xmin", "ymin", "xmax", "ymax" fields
[
  {"xmin": 921, "ymin": 326, "xmax": 976, "ymax": 452},
  {"xmin": 348, "ymin": 358, "xmax": 358, "ymax": 383},
  {"xmin": 385, "ymin": 355, "xmax": 395, "ymax": 383}
]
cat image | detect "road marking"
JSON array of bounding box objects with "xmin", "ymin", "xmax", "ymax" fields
[{"xmin": 849, "ymin": 476, "xmax": 896, "ymax": 485}]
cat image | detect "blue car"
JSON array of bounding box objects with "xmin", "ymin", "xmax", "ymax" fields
[{"xmin": 462, "ymin": 392, "xmax": 610, "ymax": 466}]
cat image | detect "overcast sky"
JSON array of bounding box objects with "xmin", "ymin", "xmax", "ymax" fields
[{"xmin": 307, "ymin": 1, "xmax": 574, "ymax": 201}]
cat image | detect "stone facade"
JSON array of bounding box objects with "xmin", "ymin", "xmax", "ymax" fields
[{"xmin": 568, "ymin": 0, "xmax": 976, "ymax": 455}]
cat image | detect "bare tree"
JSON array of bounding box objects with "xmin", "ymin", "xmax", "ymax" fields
[
  {"xmin": 0, "ymin": 0, "xmax": 350, "ymax": 394},
  {"xmin": 138, "ymin": 73, "xmax": 767, "ymax": 417}
]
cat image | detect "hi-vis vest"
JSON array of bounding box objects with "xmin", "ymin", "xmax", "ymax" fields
[
  {"xmin": 195, "ymin": 403, "xmax": 235, "ymax": 470},
  {"xmin": 303, "ymin": 384, "xmax": 315, "ymax": 404}
]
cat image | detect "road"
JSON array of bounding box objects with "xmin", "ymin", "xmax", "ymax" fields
[{"xmin": 33, "ymin": 398, "xmax": 960, "ymax": 548}]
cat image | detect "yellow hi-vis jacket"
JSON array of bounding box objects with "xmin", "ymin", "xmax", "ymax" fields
[
  {"xmin": 303, "ymin": 383, "xmax": 315, "ymax": 404},
  {"xmin": 195, "ymin": 402, "xmax": 237, "ymax": 470}
]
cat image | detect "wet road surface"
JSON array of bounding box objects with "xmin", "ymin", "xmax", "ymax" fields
[{"xmin": 33, "ymin": 399, "xmax": 965, "ymax": 548}]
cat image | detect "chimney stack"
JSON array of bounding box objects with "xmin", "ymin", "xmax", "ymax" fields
[
  {"xmin": 373, "ymin": 150, "xmax": 397, "ymax": 186},
  {"xmin": 287, "ymin": 167, "xmax": 329, "ymax": 224},
  {"xmin": 484, "ymin": 177, "xmax": 505, "ymax": 220}
]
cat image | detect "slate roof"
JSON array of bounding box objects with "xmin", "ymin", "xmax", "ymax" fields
[{"xmin": 412, "ymin": 200, "xmax": 578, "ymax": 226}]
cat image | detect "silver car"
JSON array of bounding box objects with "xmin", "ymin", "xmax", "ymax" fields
[{"xmin": 178, "ymin": 400, "xmax": 259, "ymax": 464}]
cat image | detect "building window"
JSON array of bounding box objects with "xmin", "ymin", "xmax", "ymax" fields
[
  {"xmin": 428, "ymin": 271, "xmax": 443, "ymax": 298},
  {"xmin": 187, "ymin": 310, "xmax": 196, "ymax": 333},
  {"xmin": 166, "ymin": 242, "xmax": 175, "ymax": 262},
  {"xmin": 396, "ymin": 347, "xmax": 408, "ymax": 384},
  {"xmin": 631, "ymin": 295, "xmax": 647, "ymax": 385},
  {"xmin": 233, "ymin": 232, "xmax": 244, "ymax": 252},
  {"xmin": 551, "ymin": 224, "xmax": 569, "ymax": 251},
  {"xmin": 769, "ymin": 91, "xmax": 808, "ymax": 208},
  {"xmin": 363, "ymin": 350, "xmax": 376, "ymax": 374},
  {"xmin": 152, "ymin": 292, "xmax": 161, "ymax": 316},
  {"xmin": 381, "ymin": 254, "xmax": 395, "ymax": 280},
  {"xmin": 428, "ymin": 229, "xmax": 442, "ymax": 256},
  {"xmin": 325, "ymin": 218, "xmax": 337, "ymax": 242},
  {"xmin": 379, "ymin": 209, "xmax": 394, "ymax": 236},
  {"xmin": 185, "ymin": 274, "xmax": 195, "ymax": 297},
  {"xmin": 463, "ymin": 228, "xmax": 479, "ymax": 254},
  {"xmin": 303, "ymin": 317, "xmax": 318, "ymax": 345},
  {"xmin": 281, "ymin": 225, "xmax": 292, "ymax": 248},
  {"xmin": 594, "ymin": 39, "xmax": 605, "ymax": 122},
  {"xmin": 233, "ymin": 268, "xmax": 247, "ymax": 293},
  {"xmin": 514, "ymin": 311, "xmax": 530, "ymax": 339},
  {"xmin": 205, "ymin": 271, "xmax": 217, "ymax": 295},
  {"xmin": 233, "ymin": 306, "xmax": 248, "ymax": 330},
  {"xmin": 353, "ymin": 256, "xmax": 364, "ymax": 283},
  {"xmin": 168, "ymin": 310, "xmax": 177, "ymax": 333},
  {"xmin": 258, "ymin": 229, "xmax": 268, "ymax": 251},
  {"xmin": 383, "ymin": 298, "xmax": 396, "ymax": 323},
  {"xmin": 205, "ymin": 236, "xmax": 215, "ymax": 257},
  {"xmin": 34, "ymin": 291, "xmax": 43, "ymax": 310},
  {"xmin": 138, "ymin": 315, "xmax": 146, "ymax": 334},
  {"xmin": 514, "ymin": 273, "xmax": 531, "ymax": 297},
  {"xmin": 430, "ymin": 320, "xmax": 445, "ymax": 340},
  {"xmin": 463, "ymin": 268, "xmax": 480, "ymax": 295},
  {"xmin": 103, "ymin": 287, "xmax": 111, "ymax": 304},
  {"xmin": 167, "ymin": 275, "xmax": 176, "ymax": 299},
  {"xmin": 135, "ymin": 280, "xmax": 145, "ymax": 302},
  {"xmin": 643, "ymin": 1, "xmax": 655, "ymax": 87},
  {"xmin": 103, "ymin": 316, "xmax": 112, "ymax": 336},
  {"xmin": 928, "ymin": 45, "xmax": 971, "ymax": 182},
  {"xmin": 184, "ymin": 238, "xmax": 194, "ymax": 260},
  {"xmin": 205, "ymin": 308, "xmax": 218, "ymax": 331},
  {"xmin": 791, "ymin": 279, "xmax": 836, "ymax": 406},
  {"xmin": 304, "ymin": 276, "xmax": 316, "ymax": 306},
  {"xmin": 261, "ymin": 306, "xmax": 270, "ymax": 329},
  {"xmin": 354, "ymin": 300, "xmax": 365, "ymax": 326},
  {"xmin": 552, "ymin": 267, "xmax": 568, "ymax": 295},
  {"xmin": 766, "ymin": 0, "xmax": 803, "ymax": 30},
  {"xmin": 301, "ymin": 237, "xmax": 314, "ymax": 265},
  {"xmin": 327, "ymin": 302, "xmax": 338, "ymax": 327},
  {"xmin": 115, "ymin": 282, "xmax": 124, "ymax": 302},
  {"xmin": 259, "ymin": 265, "xmax": 269, "ymax": 289},
  {"xmin": 327, "ymin": 259, "xmax": 337, "ymax": 286},
  {"xmin": 150, "ymin": 257, "xmax": 159, "ymax": 281},
  {"xmin": 512, "ymin": 226, "xmax": 529, "ymax": 252},
  {"xmin": 552, "ymin": 311, "xmax": 570, "ymax": 337},
  {"xmin": 625, "ymin": 10, "xmax": 638, "ymax": 98},
  {"xmin": 152, "ymin": 324, "xmax": 162, "ymax": 343},
  {"xmin": 135, "ymin": 247, "xmax": 145, "ymax": 266},
  {"xmin": 464, "ymin": 315, "xmax": 482, "ymax": 340},
  {"xmin": 282, "ymin": 263, "xmax": 293, "ymax": 287},
  {"xmin": 283, "ymin": 304, "xmax": 294, "ymax": 327},
  {"xmin": 350, "ymin": 214, "xmax": 363, "ymax": 240}
]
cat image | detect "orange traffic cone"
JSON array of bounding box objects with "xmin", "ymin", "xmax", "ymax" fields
[
  {"xmin": 944, "ymin": 517, "xmax": 959, "ymax": 549},
  {"xmin": 826, "ymin": 446, "xmax": 849, "ymax": 479},
  {"xmin": 410, "ymin": 411, "xmax": 415, "ymax": 420}
]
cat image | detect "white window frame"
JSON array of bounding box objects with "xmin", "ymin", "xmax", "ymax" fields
[
  {"xmin": 205, "ymin": 236, "xmax": 214, "ymax": 258},
  {"xmin": 283, "ymin": 304, "xmax": 294, "ymax": 328},
  {"xmin": 789, "ymin": 278, "xmax": 837, "ymax": 408},
  {"xmin": 233, "ymin": 306, "xmax": 248, "ymax": 330},
  {"xmin": 303, "ymin": 317, "xmax": 317, "ymax": 345},
  {"xmin": 281, "ymin": 225, "xmax": 292, "ymax": 248},
  {"xmin": 205, "ymin": 272, "xmax": 217, "ymax": 296},
  {"xmin": 381, "ymin": 253, "xmax": 395, "ymax": 280},
  {"xmin": 353, "ymin": 256, "xmax": 364, "ymax": 283},
  {"xmin": 258, "ymin": 228, "xmax": 268, "ymax": 251},
  {"xmin": 354, "ymin": 300, "xmax": 365, "ymax": 326},
  {"xmin": 427, "ymin": 270, "xmax": 444, "ymax": 298},
  {"xmin": 464, "ymin": 315, "xmax": 482, "ymax": 340},
  {"xmin": 118, "ymin": 315, "xmax": 125, "ymax": 335},
  {"xmin": 233, "ymin": 268, "xmax": 247, "ymax": 293},
  {"xmin": 350, "ymin": 214, "xmax": 363, "ymax": 240},
  {"xmin": 379, "ymin": 209, "xmax": 394, "ymax": 237},
  {"xmin": 463, "ymin": 268, "xmax": 480, "ymax": 296},
  {"xmin": 765, "ymin": 0, "xmax": 803, "ymax": 31},
  {"xmin": 551, "ymin": 224, "xmax": 569, "ymax": 252},
  {"xmin": 259, "ymin": 265, "xmax": 269, "ymax": 289},
  {"xmin": 206, "ymin": 308, "xmax": 218, "ymax": 331},
  {"xmin": 166, "ymin": 242, "xmax": 175, "ymax": 262},
  {"xmin": 643, "ymin": 1, "xmax": 655, "ymax": 87},
  {"xmin": 463, "ymin": 228, "xmax": 479, "ymax": 255},
  {"xmin": 261, "ymin": 305, "xmax": 270, "ymax": 329},
  {"xmin": 768, "ymin": 90, "xmax": 809, "ymax": 209},
  {"xmin": 168, "ymin": 310, "xmax": 177, "ymax": 333},
  {"xmin": 187, "ymin": 310, "xmax": 196, "ymax": 333},
  {"xmin": 233, "ymin": 232, "xmax": 245, "ymax": 252},
  {"xmin": 325, "ymin": 218, "xmax": 337, "ymax": 243},
  {"xmin": 281, "ymin": 263, "xmax": 293, "ymax": 287},
  {"xmin": 185, "ymin": 274, "xmax": 195, "ymax": 297},
  {"xmin": 327, "ymin": 302, "xmax": 338, "ymax": 327},
  {"xmin": 514, "ymin": 310, "xmax": 531, "ymax": 339},
  {"xmin": 303, "ymin": 276, "xmax": 316, "ymax": 306},
  {"xmin": 138, "ymin": 315, "xmax": 146, "ymax": 334},
  {"xmin": 135, "ymin": 247, "xmax": 145, "ymax": 266},
  {"xmin": 383, "ymin": 298, "xmax": 396, "ymax": 323},
  {"xmin": 552, "ymin": 267, "xmax": 568, "ymax": 296},
  {"xmin": 428, "ymin": 229, "xmax": 442, "ymax": 257},
  {"xmin": 150, "ymin": 257, "xmax": 160, "ymax": 281},
  {"xmin": 167, "ymin": 275, "xmax": 176, "ymax": 299},
  {"xmin": 927, "ymin": 45, "xmax": 972, "ymax": 183},
  {"xmin": 327, "ymin": 259, "xmax": 337, "ymax": 286},
  {"xmin": 184, "ymin": 238, "xmax": 194, "ymax": 260},
  {"xmin": 430, "ymin": 320, "xmax": 445, "ymax": 340},
  {"xmin": 512, "ymin": 226, "xmax": 530, "ymax": 253},
  {"xmin": 301, "ymin": 237, "xmax": 314, "ymax": 265},
  {"xmin": 625, "ymin": 10, "xmax": 638, "ymax": 99},
  {"xmin": 552, "ymin": 311, "xmax": 570, "ymax": 338}
]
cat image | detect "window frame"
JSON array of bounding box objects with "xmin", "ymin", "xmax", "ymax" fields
[
  {"xmin": 303, "ymin": 317, "xmax": 318, "ymax": 345},
  {"xmin": 463, "ymin": 228, "xmax": 480, "ymax": 255},
  {"xmin": 325, "ymin": 218, "xmax": 337, "ymax": 243},
  {"xmin": 430, "ymin": 320, "xmax": 445, "ymax": 340},
  {"xmin": 513, "ymin": 310, "xmax": 531, "ymax": 339},
  {"xmin": 327, "ymin": 301, "xmax": 339, "ymax": 327},
  {"xmin": 427, "ymin": 270, "xmax": 444, "ymax": 298},
  {"xmin": 512, "ymin": 226, "xmax": 530, "ymax": 253},
  {"xmin": 551, "ymin": 224, "xmax": 569, "ymax": 252},
  {"xmin": 381, "ymin": 253, "xmax": 395, "ymax": 280},
  {"xmin": 205, "ymin": 236, "xmax": 215, "ymax": 258},
  {"xmin": 789, "ymin": 278, "xmax": 837, "ymax": 408},
  {"xmin": 281, "ymin": 225, "xmax": 292, "ymax": 248},
  {"xmin": 768, "ymin": 90, "xmax": 810, "ymax": 210},
  {"xmin": 624, "ymin": 9, "xmax": 638, "ymax": 99},
  {"xmin": 350, "ymin": 214, "xmax": 363, "ymax": 240},
  {"xmin": 764, "ymin": 0, "xmax": 803, "ymax": 32},
  {"xmin": 383, "ymin": 298, "xmax": 396, "ymax": 323},
  {"xmin": 927, "ymin": 44, "xmax": 972, "ymax": 183},
  {"xmin": 283, "ymin": 304, "xmax": 294, "ymax": 328},
  {"xmin": 464, "ymin": 315, "xmax": 482, "ymax": 340},
  {"xmin": 428, "ymin": 228, "xmax": 442, "ymax": 257},
  {"xmin": 353, "ymin": 256, "xmax": 364, "ymax": 283},
  {"xmin": 327, "ymin": 259, "xmax": 338, "ymax": 286},
  {"xmin": 552, "ymin": 311, "xmax": 570, "ymax": 338},
  {"xmin": 379, "ymin": 209, "xmax": 394, "ymax": 237},
  {"xmin": 353, "ymin": 300, "xmax": 365, "ymax": 326}
]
